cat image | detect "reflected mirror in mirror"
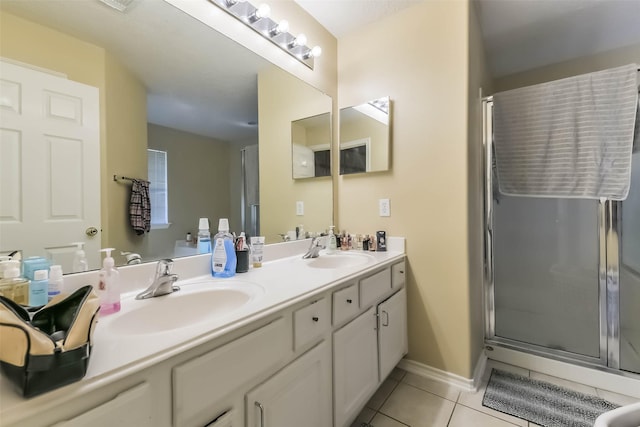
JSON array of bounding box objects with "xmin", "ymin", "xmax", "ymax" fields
[
  {"xmin": 0, "ymin": 0, "xmax": 333, "ymax": 272},
  {"xmin": 291, "ymin": 113, "xmax": 332, "ymax": 179},
  {"xmin": 339, "ymin": 97, "xmax": 391, "ymax": 175}
]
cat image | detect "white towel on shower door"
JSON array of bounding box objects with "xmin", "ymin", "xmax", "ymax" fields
[{"xmin": 493, "ymin": 63, "xmax": 638, "ymax": 201}]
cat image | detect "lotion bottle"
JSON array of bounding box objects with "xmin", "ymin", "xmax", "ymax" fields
[
  {"xmin": 29, "ymin": 269, "xmax": 48, "ymax": 307},
  {"xmin": 48, "ymin": 265, "xmax": 63, "ymax": 298},
  {"xmin": 98, "ymin": 248, "xmax": 121, "ymax": 315},
  {"xmin": 327, "ymin": 226, "xmax": 337, "ymax": 254},
  {"xmin": 211, "ymin": 218, "xmax": 236, "ymax": 278}
]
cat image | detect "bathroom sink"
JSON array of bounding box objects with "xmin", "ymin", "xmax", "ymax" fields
[
  {"xmin": 303, "ymin": 252, "xmax": 375, "ymax": 269},
  {"xmin": 108, "ymin": 281, "xmax": 263, "ymax": 335}
]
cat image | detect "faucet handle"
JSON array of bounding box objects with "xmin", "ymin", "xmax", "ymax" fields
[{"xmin": 156, "ymin": 258, "xmax": 174, "ymax": 276}]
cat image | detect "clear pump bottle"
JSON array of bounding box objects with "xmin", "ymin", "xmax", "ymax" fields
[{"xmin": 72, "ymin": 242, "xmax": 89, "ymax": 273}]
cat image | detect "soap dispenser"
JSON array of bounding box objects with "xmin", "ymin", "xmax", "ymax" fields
[
  {"xmin": 327, "ymin": 225, "xmax": 337, "ymax": 254},
  {"xmin": 72, "ymin": 242, "xmax": 89, "ymax": 273},
  {"xmin": 98, "ymin": 248, "xmax": 121, "ymax": 315},
  {"xmin": 211, "ymin": 218, "xmax": 236, "ymax": 278}
]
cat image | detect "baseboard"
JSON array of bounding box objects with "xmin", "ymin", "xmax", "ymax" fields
[{"xmin": 398, "ymin": 352, "xmax": 488, "ymax": 392}]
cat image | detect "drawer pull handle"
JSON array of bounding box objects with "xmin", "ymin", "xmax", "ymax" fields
[
  {"xmin": 312, "ymin": 316, "xmax": 319, "ymax": 322},
  {"xmin": 255, "ymin": 401, "xmax": 265, "ymax": 427},
  {"xmin": 346, "ymin": 299, "xmax": 353, "ymax": 304}
]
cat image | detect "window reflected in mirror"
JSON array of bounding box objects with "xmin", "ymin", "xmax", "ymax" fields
[{"xmin": 339, "ymin": 97, "xmax": 391, "ymax": 175}]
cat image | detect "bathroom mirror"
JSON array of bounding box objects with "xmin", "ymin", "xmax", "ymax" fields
[
  {"xmin": 0, "ymin": 0, "xmax": 333, "ymax": 271},
  {"xmin": 291, "ymin": 113, "xmax": 332, "ymax": 179},
  {"xmin": 339, "ymin": 97, "xmax": 391, "ymax": 175}
]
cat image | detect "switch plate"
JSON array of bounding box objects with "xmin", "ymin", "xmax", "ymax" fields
[
  {"xmin": 379, "ymin": 199, "xmax": 390, "ymax": 217},
  {"xmin": 296, "ymin": 201, "xmax": 304, "ymax": 216}
]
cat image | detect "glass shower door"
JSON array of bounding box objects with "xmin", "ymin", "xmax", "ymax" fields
[
  {"xmin": 492, "ymin": 196, "xmax": 602, "ymax": 359},
  {"xmin": 620, "ymin": 149, "xmax": 640, "ymax": 373}
]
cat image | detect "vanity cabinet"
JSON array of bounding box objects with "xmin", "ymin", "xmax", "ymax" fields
[
  {"xmin": 246, "ymin": 340, "xmax": 332, "ymax": 427},
  {"xmin": 1, "ymin": 256, "xmax": 407, "ymax": 427},
  {"xmin": 172, "ymin": 317, "xmax": 291, "ymax": 427},
  {"xmin": 334, "ymin": 263, "xmax": 408, "ymax": 427}
]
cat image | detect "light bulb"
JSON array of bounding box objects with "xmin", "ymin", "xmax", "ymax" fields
[
  {"xmin": 310, "ymin": 46, "xmax": 322, "ymax": 57},
  {"xmin": 289, "ymin": 33, "xmax": 307, "ymax": 49},
  {"xmin": 255, "ymin": 3, "xmax": 270, "ymax": 19},
  {"xmin": 270, "ymin": 19, "xmax": 289, "ymax": 36}
]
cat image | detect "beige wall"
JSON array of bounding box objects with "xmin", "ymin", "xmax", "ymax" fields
[
  {"xmin": 0, "ymin": 10, "xmax": 147, "ymax": 266},
  {"xmin": 494, "ymin": 43, "xmax": 640, "ymax": 92},
  {"xmin": 259, "ymin": 67, "xmax": 333, "ymax": 243},
  {"xmin": 104, "ymin": 52, "xmax": 148, "ymax": 263},
  {"xmin": 147, "ymin": 124, "xmax": 233, "ymax": 259},
  {"xmin": 337, "ymin": 0, "xmax": 484, "ymax": 378}
]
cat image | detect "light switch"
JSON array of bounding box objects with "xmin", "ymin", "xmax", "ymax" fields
[
  {"xmin": 296, "ymin": 201, "xmax": 304, "ymax": 216},
  {"xmin": 379, "ymin": 199, "xmax": 390, "ymax": 217}
]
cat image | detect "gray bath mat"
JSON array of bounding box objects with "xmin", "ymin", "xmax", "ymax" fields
[{"xmin": 482, "ymin": 369, "xmax": 618, "ymax": 427}]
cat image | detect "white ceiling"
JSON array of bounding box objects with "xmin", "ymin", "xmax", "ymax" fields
[
  {"xmin": 296, "ymin": 0, "xmax": 640, "ymax": 77},
  {"xmin": 4, "ymin": 0, "xmax": 639, "ymax": 142}
]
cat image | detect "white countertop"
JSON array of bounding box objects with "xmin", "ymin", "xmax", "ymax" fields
[{"xmin": 0, "ymin": 238, "xmax": 405, "ymax": 418}]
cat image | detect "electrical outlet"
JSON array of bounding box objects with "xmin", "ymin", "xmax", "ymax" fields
[
  {"xmin": 296, "ymin": 201, "xmax": 304, "ymax": 216},
  {"xmin": 379, "ymin": 198, "xmax": 390, "ymax": 217}
]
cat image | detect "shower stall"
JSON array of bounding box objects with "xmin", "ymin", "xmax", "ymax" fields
[{"xmin": 482, "ymin": 98, "xmax": 640, "ymax": 377}]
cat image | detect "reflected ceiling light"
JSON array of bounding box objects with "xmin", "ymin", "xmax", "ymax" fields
[
  {"xmin": 97, "ymin": 0, "xmax": 135, "ymax": 12},
  {"xmin": 210, "ymin": 0, "xmax": 320, "ymax": 69}
]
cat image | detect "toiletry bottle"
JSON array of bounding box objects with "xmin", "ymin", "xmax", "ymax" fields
[
  {"xmin": 327, "ymin": 226, "xmax": 337, "ymax": 254},
  {"xmin": 0, "ymin": 261, "xmax": 29, "ymax": 305},
  {"xmin": 297, "ymin": 224, "xmax": 305, "ymax": 240},
  {"xmin": 29, "ymin": 269, "xmax": 49, "ymax": 307},
  {"xmin": 212, "ymin": 218, "xmax": 237, "ymax": 278},
  {"xmin": 98, "ymin": 248, "xmax": 121, "ymax": 315},
  {"xmin": 48, "ymin": 265, "xmax": 63, "ymax": 298},
  {"xmin": 72, "ymin": 242, "xmax": 89, "ymax": 273},
  {"xmin": 197, "ymin": 218, "xmax": 211, "ymax": 254}
]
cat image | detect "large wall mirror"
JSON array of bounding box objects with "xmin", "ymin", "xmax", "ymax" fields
[
  {"xmin": 339, "ymin": 97, "xmax": 391, "ymax": 175},
  {"xmin": 0, "ymin": 0, "xmax": 333, "ymax": 271}
]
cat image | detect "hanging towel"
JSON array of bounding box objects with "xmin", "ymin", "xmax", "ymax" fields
[
  {"xmin": 129, "ymin": 179, "xmax": 151, "ymax": 235},
  {"xmin": 493, "ymin": 63, "xmax": 638, "ymax": 200}
]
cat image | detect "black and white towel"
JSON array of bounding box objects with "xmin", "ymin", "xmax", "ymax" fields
[{"xmin": 130, "ymin": 179, "xmax": 151, "ymax": 235}]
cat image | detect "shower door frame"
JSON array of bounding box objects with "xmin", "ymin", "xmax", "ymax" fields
[{"xmin": 482, "ymin": 98, "xmax": 622, "ymax": 371}]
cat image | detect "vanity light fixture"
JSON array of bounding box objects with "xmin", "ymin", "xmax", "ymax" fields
[
  {"xmin": 97, "ymin": 0, "xmax": 135, "ymax": 12},
  {"xmin": 209, "ymin": 0, "xmax": 321, "ymax": 69}
]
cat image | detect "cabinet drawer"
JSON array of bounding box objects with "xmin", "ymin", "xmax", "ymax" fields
[
  {"xmin": 294, "ymin": 297, "xmax": 330, "ymax": 351},
  {"xmin": 173, "ymin": 317, "xmax": 290, "ymax": 427},
  {"xmin": 392, "ymin": 261, "xmax": 406, "ymax": 288},
  {"xmin": 359, "ymin": 268, "xmax": 391, "ymax": 309},
  {"xmin": 332, "ymin": 282, "xmax": 359, "ymax": 326},
  {"xmin": 52, "ymin": 382, "xmax": 152, "ymax": 427}
]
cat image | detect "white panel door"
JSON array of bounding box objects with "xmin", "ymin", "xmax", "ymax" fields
[
  {"xmin": 0, "ymin": 59, "xmax": 100, "ymax": 272},
  {"xmin": 378, "ymin": 288, "xmax": 408, "ymax": 381}
]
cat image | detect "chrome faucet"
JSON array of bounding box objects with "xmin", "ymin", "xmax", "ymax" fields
[
  {"xmin": 135, "ymin": 259, "xmax": 180, "ymax": 300},
  {"xmin": 302, "ymin": 236, "xmax": 326, "ymax": 259}
]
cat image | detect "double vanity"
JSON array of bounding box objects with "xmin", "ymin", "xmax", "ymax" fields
[{"xmin": 0, "ymin": 239, "xmax": 407, "ymax": 427}]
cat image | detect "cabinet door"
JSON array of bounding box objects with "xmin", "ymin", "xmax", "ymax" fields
[
  {"xmin": 51, "ymin": 382, "xmax": 152, "ymax": 427},
  {"xmin": 378, "ymin": 288, "xmax": 408, "ymax": 381},
  {"xmin": 333, "ymin": 307, "xmax": 378, "ymax": 427},
  {"xmin": 246, "ymin": 341, "xmax": 331, "ymax": 427}
]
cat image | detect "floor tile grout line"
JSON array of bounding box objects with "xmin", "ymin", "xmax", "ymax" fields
[
  {"xmin": 375, "ymin": 410, "xmax": 411, "ymax": 427},
  {"xmin": 454, "ymin": 401, "xmax": 527, "ymax": 427},
  {"xmin": 400, "ymin": 381, "xmax": 461, "ymax": 404}
]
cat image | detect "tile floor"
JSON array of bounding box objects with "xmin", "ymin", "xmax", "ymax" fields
[{"xmin": 351, "ymin": 360, "xmax": 640, "ymax": 427}]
